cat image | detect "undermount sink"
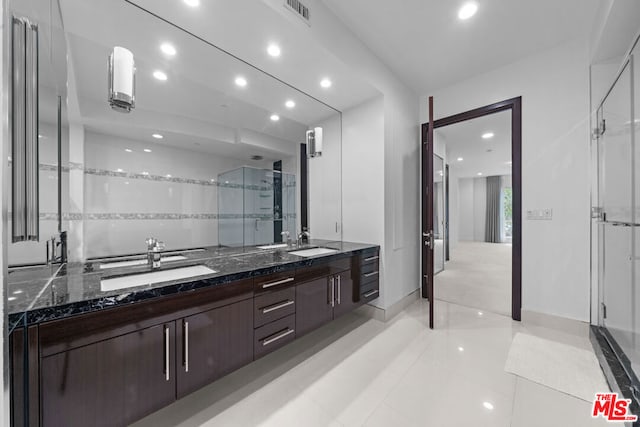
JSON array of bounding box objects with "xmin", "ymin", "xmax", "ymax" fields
[
  {"xmin": 289, "ymin": 247, "xmax": 338, "ymax": 257},
  {"xmin": 100, "ymin": 265, "xmax": 217, "ymax": 292},
  {"xmin": 99, "ymin": 255, "xmax": 187, "ymax": 270},
  {"xmin": 257, "ymin": 243, "xmax": 289, "ymax": 250}
]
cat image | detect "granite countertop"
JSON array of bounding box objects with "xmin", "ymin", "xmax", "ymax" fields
[{"xmin": 7, "ymin": 239, "xmax": 379, "ymax": 330}]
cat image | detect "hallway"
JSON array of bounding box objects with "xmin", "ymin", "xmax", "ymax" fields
[{"xmin": 435, "ymin": 241, "xmax": 512, "ymax": 316}]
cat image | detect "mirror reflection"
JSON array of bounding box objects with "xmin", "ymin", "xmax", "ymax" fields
[{"xmin": 8, "ymin": 0, "xmax": 342, "ymax": 265}]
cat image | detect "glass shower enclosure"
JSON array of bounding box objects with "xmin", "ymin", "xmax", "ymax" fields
[
  {"xmin": 593, "ymin": 38, "xmax": 640, "ymax": 398},
  {"xmin": 218, "ymin": 166, "xmax": 296, "ymax": 247}
]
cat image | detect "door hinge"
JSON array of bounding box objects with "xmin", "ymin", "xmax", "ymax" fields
[
  {"xmin": 592, "ymin": 119, "xmax": 606, "ymax": 139},
  {"xmin": 602, "ymin": 302, "xmax": 607, "ymax": 319},
  {"xmin": 591, "ymin": 207, "xmax": 605, "ymax": 221}
]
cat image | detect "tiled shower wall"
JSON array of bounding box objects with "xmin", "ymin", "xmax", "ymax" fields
[{"xmin": 83, "ymin": 131, "xmax": 287, "ymax": 258}]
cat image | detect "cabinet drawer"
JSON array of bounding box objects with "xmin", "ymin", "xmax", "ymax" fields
[
  {"xmin": 361, "ymin": 277, "xmax": 379, "ymax": 295},
  {"xmin": 254, "ymin": 287, "xmax": 296, "ymax": 328},
  {"xmin": 361, "ymin": 253, "xmax": 380, "ymax": 266},
  {"xmin": 254, "ymin": 271, "xmax": 296, "ymax": 293},
  {"xmin": 254, "ymin": 314, "xmax": 296, "ymax": 359},
  {"xmin": 361, "ymin": 262, "xmax": 379, "ymax": 277},
  {"xmin": 361, "ymin": 288, "xmax": 380, "ymax": 303}
]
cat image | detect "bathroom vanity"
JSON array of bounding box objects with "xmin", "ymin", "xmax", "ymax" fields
[{"xmin": 8, "ymin": 240, "xmax": 379, "ymax": 426}]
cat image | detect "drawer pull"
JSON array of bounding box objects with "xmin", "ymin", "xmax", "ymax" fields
[
  {"xmin": 262, "ymin": 300, "xmax": 294, "ymax": 314},
  {"xmin": 164, "ymin": 325, "xmax": 170, "ymax": 381},
  {"xmin": 262, "ymin": 277, "xmax": 294, "ymax": 289},
  {"xmin": 363, "ymin": 289, "xmax": 379, "ymax": 298},
  {"xmin": 364, "ymin": 255, "xmax": 379, "ymax": 262},
  {"xmin": 262, "ymin": 328, "xmax": 294, "ymax": 346},
  {"xmin": 364, "ymin": 271, "xmax": 379, "ymax": 278}
]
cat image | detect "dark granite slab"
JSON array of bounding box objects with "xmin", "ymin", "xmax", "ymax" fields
[{"xmin": 8, "ymin": 239, "xmax": 379, "ymax": 329}]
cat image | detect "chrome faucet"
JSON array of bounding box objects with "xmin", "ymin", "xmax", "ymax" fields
[
  {"xmin": 297, "ymin": 228, "xmax": 310, "ymax": 247},
  {"xmin": 146, "ymin": 237, "xmax": 165, "ymax": 269}
]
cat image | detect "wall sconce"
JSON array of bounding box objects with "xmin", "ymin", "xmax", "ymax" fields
[
  {"xmin": 108, "ymin": 46, "xmax": 135, "ymax": 113},
  {"xmin": 306, "ymin": 127, "xmax": 323, "ymax": 158}
]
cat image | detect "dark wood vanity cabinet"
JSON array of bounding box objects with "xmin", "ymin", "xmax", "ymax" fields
[
  {"xmin": 176, "ymin": 299, "xmax": 253, "ymax": 399},
  {"xmin": 41, "ymin": 322, "xmax": 176, "ymax": 427},
  {"xmin": 296, "ymin": 260, "xmax": 357, "ymax": 337},
  {"xmin": 11, "ymin": 250, "xmax": 380, "ymax": 426}
]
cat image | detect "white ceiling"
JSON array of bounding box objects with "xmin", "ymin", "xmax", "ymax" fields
[
  {"xmin": 436, "ymin": 110, "xmax": 511, "ymax": 178},
  {"xmin": 323, "ymin": 0, "xmax": 600, "ymax": 93}
]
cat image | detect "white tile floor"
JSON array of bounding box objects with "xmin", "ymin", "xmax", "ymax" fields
[
  {"xmin": 436, "ymin": 242, "xmax": 512, "ymax": 316},
  {"xmin": 132, "ymin": 299, "xmax": 611, "ymax": 427}
]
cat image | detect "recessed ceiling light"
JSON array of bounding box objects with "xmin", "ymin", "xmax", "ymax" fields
[
  {"xmin": 285, "ymin": 100, "xmax": 296, "ymax": 109},
  {"xmin": 153, "ymin": 70, "xmax": 168, "ymax": 81},
  {"xmin": 478, "ymin": 311, "xmax": 483, "ymax": 316},
  {"xmin": 483, "ymin": 402, "xmax": 494, "ymax": 411},
  {"xmin": 116, "ymin": 168, "xmax": 124, "ymax": 173},
  {"xmin": 144, "ymin": 149, "xmax": 152, "ymax": 153},
  {"xmin": 458, "ymin": 347, "xmax": 464, "ymax": 352},
  {"xmin": 482, "ymin": 132, "xmax": 494, "ymax": 139},
  {"xmin": 458, "ymin": 2, "xmax": 478, "ymax": 20},
  {"xmin": 477, "ymin": 172, "xmax": 483, "ymax": 176},
  {"xmin": 457, "ymin": 157, "xmax": 463, "ymax": 162},
  {"xmin": 160, "ymin": 43, "xmax": 176, "ymax": 56},
  {"xmin": 235, "ymin": 76, "xmax": 247, "ymax": 87},
  {"xmin": 267, "ymin": 44, "xmax": 281, "ymax": 57},
  {"xmin": 152, "ymin": 133, "xmax": 163, "ymax": 139},
  {"xmin": 270, "ymin": 114, "xmax": 280, "ymax": 122},
  {"xmin": 166, "ymin": 174, "xmax": 172, "ymax": 178},
  {"xmin": 125, "ymin": 148, "xmax": 132, "ymax": 153},
  {"xmin": 320, "ymin": 78, "xmax": 332, "ymax": 88},
  {"xmin": 183, "ymin": 0, "xmax": 200, "ymax": 7}
]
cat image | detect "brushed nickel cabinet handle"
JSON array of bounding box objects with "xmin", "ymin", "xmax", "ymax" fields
[
  {"xmin": 25, "ymin": 20, "xmax": 38, "ymax": 241},
  {"xmin": 364, "ymin": 256, "xmax": 379, "ymax": 262},
  {"xmin": 262, "ymin": 328, "xmax": 294, "ymax": 346},
  {"xmin": 262, "ymin": 300, "xmax": 294, "ymax": 314},
  {"xmin": 183, "ymin": 320, "xmax": 189, "ymax": 373},
  {"xmin": 364, "ymin": 271, "xmax": 379, "ymax": 278},
  {"xmin": 262, "ymin": 277, "xmax": 294, "ymax": 289},
  {"xmin": 164, "ymin": 325, "xmax": 170, "ymax": 381},
  {"xmin": 330, "ymin": 276, "xmax": 335, "ymax": 307},
  {"xmin": 337, "ymin": 275, "xmax": 341, "ymax": 305},
  {"xmin": 364, "ymin": 289, "xmax": 379, "ymax": 298}
]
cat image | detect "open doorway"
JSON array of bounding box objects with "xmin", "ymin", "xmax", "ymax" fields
[
  {"xmin": 434, "ymin": 110, "xmax": 513, "ymax": 316},
  {"xmin": 421, "ymin": 97, "xmax": 522, "ymax": 326}
]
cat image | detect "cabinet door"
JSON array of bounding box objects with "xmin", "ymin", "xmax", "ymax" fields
[
  {"xmin": 333, "ymin": 270, "xmax": 356, "ymax": 318},
  {"xmin": 176, "ymin": 299, "xmax": 253, "ymax": 399},
  {"xmin": 296, "ymin": 277, "xmax": 333, "ymax": 337},
  {"xmin": 41, "ymin": 322, "xmax": 175, "ymax": 427}
]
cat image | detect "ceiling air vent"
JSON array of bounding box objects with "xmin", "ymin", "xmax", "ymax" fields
[{"xmin": 284, "ymin": 0, "xmax": 310, "ymax": 23}]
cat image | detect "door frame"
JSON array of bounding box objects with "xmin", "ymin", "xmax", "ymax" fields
[{"xmin": 421, "ymin": 96, "xmax": 522, "ymax": 321}]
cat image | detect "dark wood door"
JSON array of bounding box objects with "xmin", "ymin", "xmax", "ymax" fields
[
  {"xmin": 176, "ymin": 299, "xmax": 254, "ymax": 399},
  {"xmin": 333, "ymin": 270, "xmax": 356, "ymax": 318},
  {"xmin": 422, "ymin": 96, "xmax": 435, "ymax": 329},
  {"xmin": 41, "ymin": 322, "xmax": 176, "ymax": 427},
  {"xmin": 296, "ymin": 277, "xmax": 333, "ymax": 337}
]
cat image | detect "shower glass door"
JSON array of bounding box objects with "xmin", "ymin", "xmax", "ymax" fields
[{"xmin": 597, "ymin": 53, "xmax": 640, "ymax": 380}]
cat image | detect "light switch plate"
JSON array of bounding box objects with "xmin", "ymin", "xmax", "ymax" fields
[{"xmin": 526, "ymin": 209, "xmax": 553, "ymax": 220}]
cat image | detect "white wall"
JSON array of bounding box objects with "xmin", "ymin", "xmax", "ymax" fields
[
  {"xmin": 299, "ymin": 1, "xmax": 420, "ymax": 310},
  {"xmin": 421, "ymin": 40, "xmax": 592, "ymax": 322},
  {"xmin": 342, "ymin": 96, "xmax": 385, "ymax": 247}
]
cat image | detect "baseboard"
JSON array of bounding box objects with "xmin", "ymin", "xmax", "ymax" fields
[
  {"xmin": 521, "ymin": 309, "xmax": 590, "ymax": 338},
  {"xmin": 357, "ymin": 289, "xmax": 420, "ymax": 322}
]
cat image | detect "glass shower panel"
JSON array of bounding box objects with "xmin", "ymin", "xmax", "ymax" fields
[
  {"xmin": 434, "ymin": 154, "xmax": 445, "ymax": 274},
  {"xmin": 598, "ymin": 59, "xmax": 638, "ymax": 376},
  {"xmin": 244, "ymin": 167, "xmax": 274, "ymax": 246},
  {"xmin": 218, "ymin": 168, "xmax": 244, "ymax": 247}
]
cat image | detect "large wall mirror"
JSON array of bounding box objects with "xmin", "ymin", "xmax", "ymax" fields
[{"xmin": 8, "ymin": 0, "xmax": 343, "ymax": 265}]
